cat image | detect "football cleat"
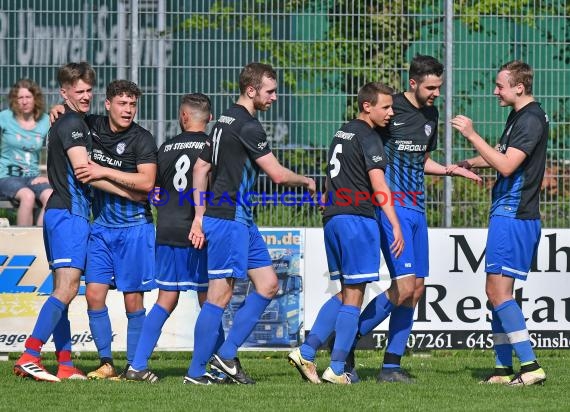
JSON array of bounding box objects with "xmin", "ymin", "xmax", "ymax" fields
[
  {"xmin": 13, "ymin": 354, "xmax": 60, "ymax": 383},
  {"xmin": 87, "ymin": 362, "xmax": 117, "ymax": 380},
  {"xmin": 125, "ymin": 367, "xmax": 159, "ymax": 383},
  {"xmin": 57, "ymin": 365, "xmax": 87, "ymax": 380},
  {"xmin": 183, "ymin": 373, "xmax": 219, "ymax": 385},
  {"xmin": 508, "ymin": 368, "xmax": 546, "ymax": 387},
  {"xmin": 479, "ymin": 374, "xmax": 513, "ymax": 384},
  {"xmin": 109, "ymin": 364, "xmax": 131, "ymax": 381},
  {"xmin": 377, "ymin": 367, "xmax": 414, "ymax": 383},
  {"xmin": 344, "ymin": 350, "xmax": 360, "ymax": 383},
  {"xmin": 321, "ymin": 367, "xmax": 351, "ymax": 385},
  {"xmin": 287, "ymin": 348, "xmax": 321, "ymax": 384},
  {"xmin": 210, "ymin": 354, "xmax": 255, "ymax": 385}
]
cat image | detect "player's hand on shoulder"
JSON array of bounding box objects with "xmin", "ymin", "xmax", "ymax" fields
[{"xmin": 49, "ymin": 104, "xmax": 66, "ymax": 125}]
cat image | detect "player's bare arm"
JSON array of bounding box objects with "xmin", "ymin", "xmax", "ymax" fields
[
  {"xmin": 369, "ymin": 168, "xmax": 404, "ymax": 258},
  {"xmin": 75, "ymin": 161, "xmax": 156, "ymax": 192},
  {"xmin": 424, "ymin": 154, "xmax": 482, "ymax": 184},
  {"xmin": 451, "ymin": 114, "xmax": 528, "ymax": 176},
  {"xmin": 189, "ymin": 157, "xmax": 211, "ymax": 249},
  {"xmin": 255, "ymin": 152, "xmax": 316, "ymax": 194}
]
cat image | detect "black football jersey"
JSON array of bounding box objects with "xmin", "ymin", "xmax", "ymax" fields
[
  {"xmin": 200, "ymin": 104, "xmax": 272, "ymax": 226},
  {"xmin": 491, "ymin": 102, "xmax": 548, "ymax": 219},
  {"xmin": 155, "ymin": 131, "xmax": 208, "ymax": 246},
  {"xmin": 86, "ymin": 115, "xmax": 157, "ymax": 227},
  {"xmin": 377, "ymin": 92, "xmax": 438, "ymax": 211},
  {"xmin": 323, "ymin": 119, "xmax": 387, "ymax": 221},
  {"xmin": 45, "ymin": 105, "xmax": 92, "ymax": 218}
]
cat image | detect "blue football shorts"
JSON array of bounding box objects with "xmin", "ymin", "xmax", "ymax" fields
[
  {"xmin": 324, "ymin": 214, "xmax": 380, "ymax": 285},
  {"xmin": 377, "ymin": 206, "xmax": 429, "ymax": 279},
  {"xmin": 485, "ymin": 215, "xmax": 541, "ymax": 281},
  {"xmin": 85, "ymin": 222, "xmax": 155, "ymax": 292},
  {"xmin": 154, "ymin": 244, "xmax": 208, "ymax": 292},
  {"xmin": 43, "ymin": 209, "xmax": 90, "ymax": 270},
  {"xmin": 203, "ymin": 216, "xmax": 272, "ymax": 280}
]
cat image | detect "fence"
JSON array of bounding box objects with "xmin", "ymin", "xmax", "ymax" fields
[{"xmin": 1, "ymin": 0, "xmax": 568, "ymax": 227}]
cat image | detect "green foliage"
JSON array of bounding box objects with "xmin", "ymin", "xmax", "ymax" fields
[{"xmin": 455, "ymin": 0, "xmax": 539, "ymax": 31}]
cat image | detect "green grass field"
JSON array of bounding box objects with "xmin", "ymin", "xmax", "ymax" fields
[{"xmin": 1, "ymin": 350, "xmax": 567, "ymax": 411}]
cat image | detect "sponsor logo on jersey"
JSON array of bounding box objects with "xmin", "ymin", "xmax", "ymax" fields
[
  {"xmin": 257, "ymin": 141, "xmax": 268, "ymax": 150},
  {"xmin": 372, "ymin": 155, "xmax": 383, "ymax": 163},
  {"xmin": 93, "ymin": 149, "xmax": 122, "ymax": 167},
  {"xmin": 218, "ymin": 115, "xmax": 236, "ymax": 125},
  {"xmin": 424, "ymin": 124, "xmax": 432, "ymax": 136},
  {"xmin": 116, "ymin": 142, "xmax": 126, "ymax": 155},
  {"xmin": 395, "ymin": 140, "xmax": 427, "ymax": 152},
  {"xmin": 334, "ymin": 131, "xmax": 355, "ymax": 140},
  {"xmin": 393, "ymin": 121, "xmax": 405, "ymax": 126},
  {"xmin": 71, "ymin": 131, "xmax": 83, "ymax": 140}
]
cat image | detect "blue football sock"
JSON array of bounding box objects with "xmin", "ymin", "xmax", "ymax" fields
[
  {"xmin": 300, "ymin": 295, "xmax": 342, "ymax": 362},
  {"xmin": 214, "ymin": 323, "xmax": 225, "ymax": 354},
  {"xmin": 358, "ymin": 292, "xmax": 394, "ymax": 336},
  {"xmin": 88, "ymin": 307, "xmax": 113, "ymax": 361},
  {"xmin": 217, "ymin": 291, "xmax": 271, "ymax": 360},
  {"xmin": 126, "ymin": 309, "xmax": 146, "ymax": 364},
  {"xmin": 188, "ymin": 302, "xmax": 224, "ymax": 377},
  {"xmin": 29, "ymin": 296, "xmax": 66, "ymax": 347},
  {"xmin": 53, "ymin": 307, "xmax": 73, "ymax": 366},
  {"xmin": 383, "ymin": 305, "xmax": 414, "ymax": 368},
  {"xmin": 495, "ymin": 300, "xmax": 535, "ymax": 364},
  {"xmin": 330, "ymin": 305, "xmax": 360, "ymax": 375},
  {"xmin": 131, "ymin": 304, "xmax": 169, "ymax": 371},
  {"xmin": 491, "ymin": 308, "xmax": 513, "ymax": 368}
]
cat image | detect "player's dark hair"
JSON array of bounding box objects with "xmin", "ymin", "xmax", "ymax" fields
[
  {"xmin": 8, "ymin": 78, "xmax": 45, "ymax": 121},
  {"xmin": 357, "ymin": 82, "xmax": 394, "ymax": 112},
  {"xmin": 106, "ymin": 80, "xmax": 141, "ymax": 100},
  {"xmin": 239, "ymin": 62, "xmax": 277, "ymax": 94},
  {"xmin": 409, "ymin": 55, "xmax": 444, "ymax": 83},
  {"xmin": 57, "ymin": 61, "xmax": 96, "ymax": 88},
  {"xmin": 180, "ymin": 93, "xmax": 211, "ymax": 122},
  {"xmin": 499, "ymin": 60, "xmax": 533, "ymax": 95}
]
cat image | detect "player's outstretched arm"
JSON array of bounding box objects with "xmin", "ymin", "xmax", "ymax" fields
[
  {"xmin": 369, "ymin": 168, "xmax": 404, "ymax": 258},
  {"xmin": 451, "ymin": 115, "xmax": 527, "ymax": 177},
  {"xmin": 255, "ymin": 152, "xmax": 316, "ymax": 194},
  {"xmin": 423, "ymin": 155, "xmax": 482, "ymax": 184}
]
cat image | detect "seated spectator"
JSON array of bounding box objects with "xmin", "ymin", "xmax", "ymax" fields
[{"xmin": 0, "ymin": 79, "xmax": 52, "ymax": 226}]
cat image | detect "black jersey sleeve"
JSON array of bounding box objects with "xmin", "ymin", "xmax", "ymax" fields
[
  {"xmin": 239, "ymin": 120, "xmax": 272, "ymax": 160},
  {"xmin": 508, "ymin": 112, "xmax": 545, "ymax": 156},
  {"xmin": 198, "ymin": 136, "xmax": 213, "ymax": 163},
  {"xmin": 134, "ymin": 129, "xmax": 158, "ymax": 165},
  {"xmin": 360, "ymin": 130, "xmax": 387, "ymax": 171},
  {"xmin": 59, "ymin": 115, "xmax": 90, "ymax": 151}
]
